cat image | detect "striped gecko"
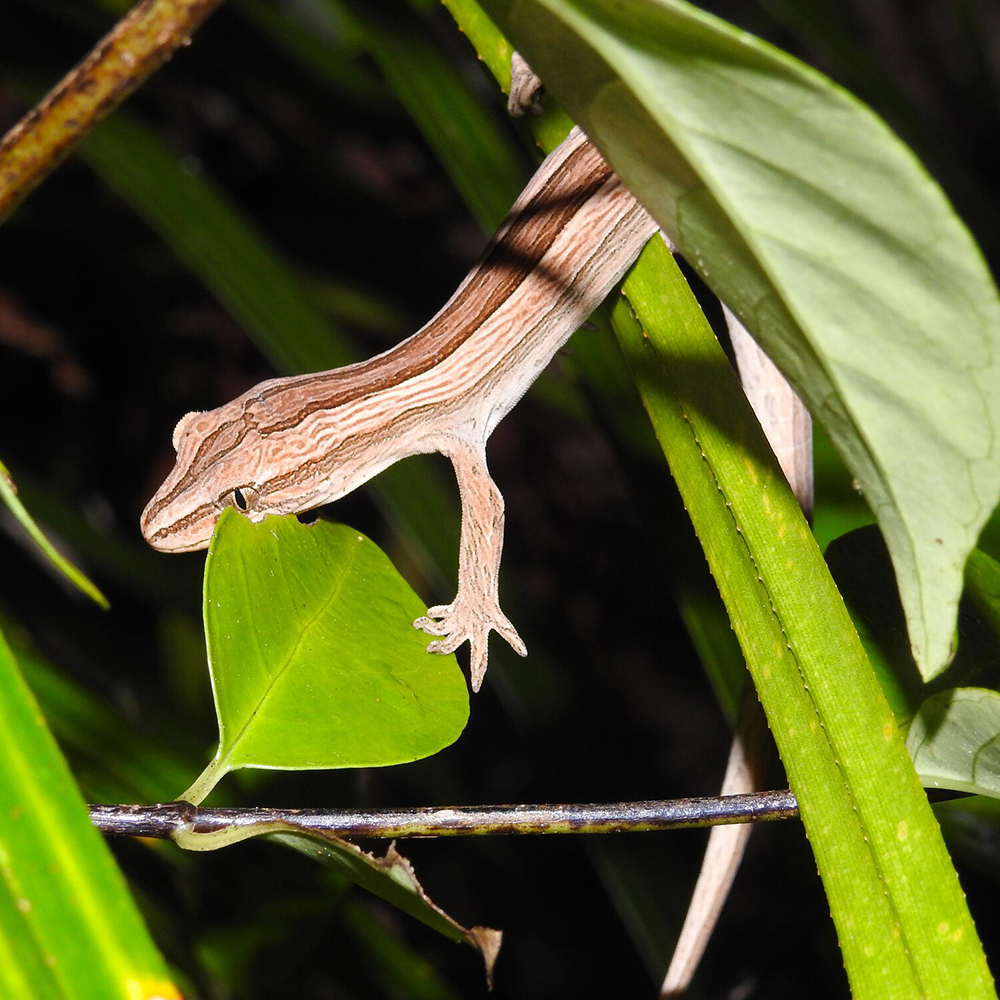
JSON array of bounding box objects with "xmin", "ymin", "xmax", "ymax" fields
[{"xmin": 141, "ymin": 126, "xmax": 659, "ymax": 692}]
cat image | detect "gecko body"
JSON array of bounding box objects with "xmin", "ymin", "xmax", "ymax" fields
[{"xmin": 142, "ymin": 127, "xmax": 658, "ymax": 690}]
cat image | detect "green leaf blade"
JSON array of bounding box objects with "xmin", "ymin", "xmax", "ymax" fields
[
  {"xmin": 0, "ymin": 624, "xmax": 179, "ymax": 1000},
  {"xmin": 481, "ymin": 0, "xmax": 1000, "ymax": 679},
  {"xmin": 194, "ymin": 512, "xmax": 468, "ymax": 799}
]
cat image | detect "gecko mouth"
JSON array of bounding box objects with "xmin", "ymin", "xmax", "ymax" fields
[{"xmin": 140, "ymin": 499, "xmax": 217, "ymax": 552}]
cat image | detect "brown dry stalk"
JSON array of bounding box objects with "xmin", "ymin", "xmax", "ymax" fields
[{"xmin": 0, "ymin": 0, "xmax": 226, "ymax": 223}]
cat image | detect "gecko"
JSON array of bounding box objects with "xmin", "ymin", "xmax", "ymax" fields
[
  {"xmin": 141, "ymin": 125, "xmax": 659, "ymax": 692},
  {"xmin": 141, "ymin": 112, "xmax": 796, "ymax": 995}
]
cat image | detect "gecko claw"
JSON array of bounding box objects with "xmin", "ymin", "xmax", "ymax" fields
[{"xmin": 413, "ymin": 598, "xmax": 526, "ymax": 691}]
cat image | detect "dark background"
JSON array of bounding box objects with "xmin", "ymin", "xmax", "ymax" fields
[{"xmin": 1, "ymin": 1, "xmax": 999, "ymax": 997}]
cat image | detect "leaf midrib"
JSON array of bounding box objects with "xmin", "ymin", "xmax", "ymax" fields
[{"xmin": 217, "ymin": 532, "xmax": 363, "ymax": 769}]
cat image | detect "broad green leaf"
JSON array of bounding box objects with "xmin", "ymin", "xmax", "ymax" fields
[
  {"xmin": 907, "ymin": 689, "xmax": 1000, "ymax": 799},
  {"xmin": 479, "ymin": 0, "xmax": 1000, "ymax": 680},
  {"xmin": 0, "ymin": 623, "xmax": 179, "ymax": 1000},
  {"xmin": 0, "ymin": 459, "xmax": 108, "ymax": 609},
  {"xmin": 613, "ymin": 237, "xmax": 992, "ymax": 999},
  {"xmin": 183, "ymin": 511, "xmax": 469, "ymax": 803}
]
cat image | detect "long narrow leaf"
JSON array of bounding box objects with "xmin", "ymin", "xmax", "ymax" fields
[
  {"xmin": 0, "ymin": 624, "xmax": 179, "ymax": 1000},
  {"xmin": 614, "ymin": 238, "xmax": 993, "ymax": 999},
  {"xmin": 0, "ymin": 459, "xmax": 108, "ymax": 609}
]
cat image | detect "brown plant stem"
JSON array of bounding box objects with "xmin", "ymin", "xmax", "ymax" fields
[
  {"xmin": 0, "ymin": 0, "xmax": 225, "ymax": 223},
  {"xmin": 90, "ymin": 790, "xmax": 799, "ymax": 840}
]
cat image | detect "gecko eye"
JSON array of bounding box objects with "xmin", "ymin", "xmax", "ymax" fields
[{"xmin": 219, "ymin": 485, "xmax": 260, "ymax": 513}]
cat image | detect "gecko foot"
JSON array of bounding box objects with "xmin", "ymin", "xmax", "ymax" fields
[{"xmin": 414, "ymin": 599, "xmax": 527, "ymax": 692}]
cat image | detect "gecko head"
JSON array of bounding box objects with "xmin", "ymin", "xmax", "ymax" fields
[{"xmin": 141, "ymin": 406, "xmax": 269, "ymax": 553}]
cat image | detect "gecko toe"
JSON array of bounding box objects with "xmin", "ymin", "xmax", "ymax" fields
[
  {"xmin": 494, "ymin": 615, "xmax": 527, "ymax": 657},
  {"xmin": 413, "ymin": 615, "xmax": 448, "ymax": 637},
  {"xmin": 426, "ymin": 635, "xmax": 463, "ymax": 656}
]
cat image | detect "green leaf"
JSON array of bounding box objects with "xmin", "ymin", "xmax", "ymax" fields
[
  {"xmin": 612, "ymin": 236, "xmax": 993, "ymax": 999},
  {"xmin": 0, "ymin": 459, "xmax": 108, "ymax": 609},
  {"xmin": 907, "ymin": 689, "xmax": 1000, "ymax": 799},
  {"xmin": 479, "ymin": 0, "xmax": 1000, "ymax": 680},
  {"xmin": 183, "ymin": 511, "xmax": 469, "ymax": 803},
  {"xmin": 0, "ymin": 622, "xmax": 179, "ymax": 1000}
]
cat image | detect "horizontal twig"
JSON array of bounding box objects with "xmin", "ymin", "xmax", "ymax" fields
[
  {"xmin": 90, "ymin": 790, "xmax": 799, "ymax": 840},
  {"xmin": 0, "ymin": 0, "xmax": 225, "ymax": 223}
]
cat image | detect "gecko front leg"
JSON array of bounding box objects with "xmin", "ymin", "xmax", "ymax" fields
[{"xmin": 413, "ymin": 439, "xmax": 526, "ymax": 691}]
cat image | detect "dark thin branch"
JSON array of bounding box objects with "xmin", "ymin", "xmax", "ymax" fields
[
  {"xmin": 0, "ymin": 0, "xmax": 226, "ymax": 223},
  {"xmin": 90, "ymin": 790, "xmax": 799, "ymax": 840}
]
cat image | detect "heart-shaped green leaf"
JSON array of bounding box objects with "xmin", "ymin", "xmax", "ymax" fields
[
  {"xmin": 480, "ymin": 0, "xmax": 1000, "ymax": 680},
  {"xmin": 183, "ymin": 511, "xmax": 469, "ymax": 803}
]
